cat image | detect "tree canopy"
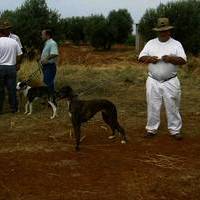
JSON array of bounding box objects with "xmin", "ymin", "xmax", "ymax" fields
[
  {"xmin": 0, "ymin": 0, "xmax": 134, "ymax": 50},
  {"xmin": 139, "ymin": 0, "xmax": 200, "ymax": 54}
]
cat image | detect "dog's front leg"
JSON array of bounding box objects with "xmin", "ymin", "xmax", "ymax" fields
[
  {"xmin": 24, "ymin": 101, "xmax": 29, "ymax": 114},
  {"xmin": 48, "ymin": 101, "xmax": 57, "ymax": 119}
]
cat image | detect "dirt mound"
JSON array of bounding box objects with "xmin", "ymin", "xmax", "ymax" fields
[{"xmin": 59, "ymin": 44, "xmax": 138, "ymax": 66}]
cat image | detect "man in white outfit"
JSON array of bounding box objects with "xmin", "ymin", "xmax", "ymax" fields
[
  {"xmin": 138, "ymin": 18, "xmax": 187, "ymax": 140},
  {"xmin": 0, "ymin": 21, "xmax": 23, "ymax": 114}
]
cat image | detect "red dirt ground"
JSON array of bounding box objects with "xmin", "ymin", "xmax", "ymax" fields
[
  {"xmin": 0, "ymin": 45, "xmax": 200, "ymax": 200},
  {"xmin": 58, "ymin": 44, "xmax": 138, "ymax": 66},
  {"xmin": 0, "ymin": 114, "xmax": 200, "ymax": 200}
]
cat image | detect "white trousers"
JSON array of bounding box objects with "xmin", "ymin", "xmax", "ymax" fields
[{"xmin": 146, "ymin": 76, "xmax": 182, "ymax": 135}]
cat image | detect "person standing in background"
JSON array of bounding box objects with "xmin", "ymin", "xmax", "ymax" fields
[
  {"xmin": 40, "ymin": 29, "xmax": 58, "ymax": 92},
  {"xmin": 0, "ymin": 21, "xmax": 23, "ymax": 114}
]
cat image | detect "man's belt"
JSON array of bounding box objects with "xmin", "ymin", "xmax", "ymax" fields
[{"xmin": 149, "ymin": 74, "xmax": 177, "ymax": 83}]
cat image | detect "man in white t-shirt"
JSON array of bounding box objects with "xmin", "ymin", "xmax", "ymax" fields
[
  {"xmin": 3, "ymin": 21, "xmax": 23, "ymax": 50},
  {"xmin": 9, "ymin": 33, "xmax": 23, "ymax": 50},
  {"xmin": 0, "ymin": 22, "xmax": 23, "ymax": 114},
  {"xmin": 138, "ymin": 18, "xmax": 187, "ymax": 140}
]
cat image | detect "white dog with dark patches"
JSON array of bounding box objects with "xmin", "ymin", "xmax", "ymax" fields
[{"xmin": 16, "ymin": 81, "xmax": 57, "ymax": 119}]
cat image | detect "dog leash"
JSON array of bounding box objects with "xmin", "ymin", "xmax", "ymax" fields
[
  {"xmin": 78, "ymin": 75, "xmax": 121, "ymax": 97},
  {"xmin": 23, "ymin": 61, "xmax": 43, "ymax": 84}
]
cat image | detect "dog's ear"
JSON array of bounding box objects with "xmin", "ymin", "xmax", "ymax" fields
[
  {"xmin": 67, "ymin": 86, "xmax": 78, "ymax": 97},
  {"xmin": 60, "ymin": 86, "xmax": 78, "ymax": 98}
]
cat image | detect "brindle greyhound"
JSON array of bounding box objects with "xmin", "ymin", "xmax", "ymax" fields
[{"xmin": 58, "ymin": 86, "xmax": 127, "ymax": 151}]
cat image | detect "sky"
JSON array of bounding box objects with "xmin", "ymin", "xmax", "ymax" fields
[{"xmin": 0, "ymin": 0, "xmax": 177, "ymax": 23}]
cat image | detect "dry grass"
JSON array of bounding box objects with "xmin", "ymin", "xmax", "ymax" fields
[
  {"xmin": 17, "ymin": 52, "xmax": 200, "ymax": 138},
  {"xmin": 1, "ymin": 46, "xmax": 200, "ymax": 200},
  {"xmin": 18, "ymin": 60, "xmax": 43, "ymax": 86},
  {"xmin": 2, "ymin": 46, "xmax": 200, "ymax": 148},
  {"xmin": 186, "ymin": 55, "xmax": 200, "ymax": 74}
]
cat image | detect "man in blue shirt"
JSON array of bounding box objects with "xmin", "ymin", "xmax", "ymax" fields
[{"xmin": 40, "ymin": 29, "xmax": 58, "ymax": 92}]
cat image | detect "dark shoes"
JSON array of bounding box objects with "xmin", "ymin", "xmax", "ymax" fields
[
  {"xmin": 144, "ymin": 132, "xmax": 156, "ymax": 138},
  {"xmin": 171, "ymin": 133, "xmax": 183, "ymax": 140},
  {"xmin": 11, "ymin": 108, "xmax": 18, "ymax": 113},
  {"xmin": 0, "ymin": 108, "xmax": 17, "ymax": 115},
  {"xmin": 144, "ymin": 132, "xmax": 183, "ymax": 140}
]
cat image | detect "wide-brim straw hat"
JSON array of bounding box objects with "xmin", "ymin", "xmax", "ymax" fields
[
  {"xmin": 0, "ymin": 21, "xmax": 12, "ymax": 30},
  {"xmin": 153, "ymin": 18, "xmax": 174, "ymax": 32}
]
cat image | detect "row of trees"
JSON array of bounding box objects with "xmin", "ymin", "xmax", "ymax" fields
[
  {"xmin": 139, "ymin": 0, "xmax": 200, "ymax": 54},
  {"xmin": 63, "ymin": 9, "xmax": 133, "ymax": 49},
  {"xmin": 0, "ymin": 0, "xmax": 62, "ymax": 50},
  {"xmin": 1, "ymin": 0, "xmax": 199, "ymax": 54},
  {"xmin": 0, "ymin": 0, "xmax": 134, "ymax": 50}
]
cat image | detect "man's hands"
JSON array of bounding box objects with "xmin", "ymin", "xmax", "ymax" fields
[
  {"xmin": 139, "ymin": 56, "xmax": 160, "ymax": 64},
  {"xmin": 162, "ymin": 55, "xmax": 175, "ymax": 63},
  {"xmin": 162, "ymin": 55, "xmax": 186, "ymax": 65},
  {"xmin": 139, "ymin": 55, "xmax": 186, "ymax": 65},
  {"xmin": 40, "ymin": 57, "xmax": 49, "ymax": 65},
  {"xmin": 40, "ymin": 54, "xmax": 58, "ymax": 65},
  {"xmin": 16, "ymin": 64, "xmax": 20, "ymax": 71},
  {"xmin": 16, "ymin": 55, "xmax": 23, "ymax": 71},
  {"xmin": 147, "ymin": 56, "xmax": 160, "ymax": 64}
]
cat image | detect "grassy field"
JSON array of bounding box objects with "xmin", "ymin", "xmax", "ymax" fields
[{"xmin": 0, "ymin": 45, "xmax": 200, "ymax": 200}]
